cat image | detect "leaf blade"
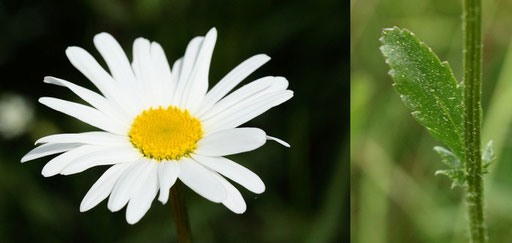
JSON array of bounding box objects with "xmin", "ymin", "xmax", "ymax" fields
[
  {"xmin": 433, "ymin": 146, "xmax": 462, "ymax": 169},
  {"xmin": 435, "ymin": 169, "xmax": 466, "ymax": 188},
  {"xmin": 482, "ymin": 140, "xmax": 496, "ymax": 173},
  {"xmin": 380, "ymin": 27, "xmax": 465, "ymax": 160}
]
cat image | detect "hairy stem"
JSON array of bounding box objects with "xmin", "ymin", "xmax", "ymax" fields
[
  {"xmin": 170, "ymin": 181, "xmax": 193, "ymax": 243},
  {"xmin": 463, "ymin": 0, "xmax": 487, "ymax": 242}
]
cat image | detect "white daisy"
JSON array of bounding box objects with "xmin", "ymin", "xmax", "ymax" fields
[{"xmin": 21, "ymin": 28, "xmax": 293, "ymax": 224}]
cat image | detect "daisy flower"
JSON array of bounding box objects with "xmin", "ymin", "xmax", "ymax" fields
[{"xmin": 21, "ymin": 28, "xmax": 293, "ymax": 224}]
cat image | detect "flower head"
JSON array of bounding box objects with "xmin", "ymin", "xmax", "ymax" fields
[{"xmin": 21, "ymin": 28, "xmax": 293, "ymax": 224}]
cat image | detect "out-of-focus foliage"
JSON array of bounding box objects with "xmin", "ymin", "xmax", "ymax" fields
[
  {"xmin": 0, "ymin": 0, "xmax": 348, "ymax": 242},
  {"xmin": 352, "ymin": 0, "xmax": 512, "ymax": 242}
]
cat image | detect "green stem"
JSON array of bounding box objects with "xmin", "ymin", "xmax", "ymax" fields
[
  {"xmin": 170, "ymin": 181, "xmax": 193, "ymax": 243},
  {"xmin": 463, "ymin": 0, "xmax": 487, "ymax": 242}
]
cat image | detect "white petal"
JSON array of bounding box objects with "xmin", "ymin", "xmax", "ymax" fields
[
  {"xmin": 181, "ymin": 28, "xmax": 217, "ymax": 113},
  {"xmin": 93, "ymin": 32, "xmax": 137, "ymax": 85},
  {"xmin": 65, "ymin": 46, "xmax": 115, "ymax": 97},
  {"xmin": 60, "ymin": 146, "xmax": 141, "ymax": 175},
  {"xmin": 39, "ymin": 97, "xmax": 127, "ymax": 135},
  {"xmin": 157, "ymin": 161, "xmax": 180, "ymax": 204},
  {"xmin": 35, "ymin": 132, "xmax": 129, "ymax": 146},
  {"xmin": 133, "ymin": 37, "xmax": 160, "ymax": 107},
  {"xmin": 21, "ymin": 143, "xmax": 81, "ymax": 163},
  {"xmin": 44, "ymin": 76, "xmax": 131, "ymax": 125},
  {"xmin": 108, "ymin": 160, "xmax": 151, "ymax": 212},
  {"xmin": 198, "ymin": 76, "xmax": 273, "ymax": 119},
  {"xmin": 65, "ymin": 46, "xmax": 126, "ymax": 101},
  {"xmin": 65, "ymin": 47, "xmax": 141, "ymax": 117},
  {"xmin": 211, "ymin": 172, "xmax": 246, "ymax": 214},
  {"xmin": 150, "ymin": 42, "xmax": 175, "ymax": 106},
  {"xmin": 178, "ymin": 158, "xmax": 226, "ymax": 203},
  {"xmin": 195, "ymin": 128, "xmax": 266, "ymax": 156},
  {"xmin": 42, "ymin": 145, "xmax": 104, "ymax": 177},
  {"xmin": 198, "ymin": 54, "xmax": 271, "ymax": 114},
  {"xmin": 173, "ymin": 37, "xmax": 204, "ymax": 106},
  {"xmin": 266, "ymin": 135, "xmax": 290, "ymax": 147},
  {"xmin": 203, "ymin": 90, "xmax": 293, "ymax": 133},
  {"xmin": 199, "ymin": 76, "xmax": 287, "ymax": 120},
  {"xmin": 168, "ymin": 58, "xmax": 183, "ymax": 106},
  {"xmin": 126, "ymin": 161, "xmax": 159, "ymax": 224},
  {"xmin": 80, "ymin": 162, "xmax": 132, "ymax": 212},
  {"xmin": 192, "ymin": 154, "xmax": 265, "ymax": 194}
]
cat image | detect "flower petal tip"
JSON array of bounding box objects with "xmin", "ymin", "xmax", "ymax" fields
[
  {"xmin": 41, "ymin": 171, "xmax": 54, "ymax": 178},
  {"xmin": 261, "ymin": 54, "xmax": 271, "ymax": 60},
  {"xmin": 43, "ymin": 76, "xmax": 53, "ymax": 83},
  {"xmin": 266, "ymin": 136, "xmax": 290, "ymax": 147},
  {"xmin": 79, "ymin": 204, "xmax": 89, "ymax": 213},
  {"xmin": 65, "ymin": 46, "xmax": 80, "ymax": 55},
  {"xmin": 93, "ymin": 32, "xmax": 112, "ymax": 40},
  {"xmin": 126, "ymin": 217, "xmax": 139, "ymax": 225},
  {"xmin": 157, "ymin": 196, "xmax": 168, "ymax": 205},
  {"xmin": 233, "ymin": 209, "xmax": 246, "ymax": 214},
  {"xmin": 254, "ymin": 186, "xmax": 266, "ymax": 194},
  {"xmin": 20, "ymin": 156, "xmax": 29, "ymax": 163},
  {"xmin": 37, "ymin": 97, "xmax": 48, "ymax": 104}
]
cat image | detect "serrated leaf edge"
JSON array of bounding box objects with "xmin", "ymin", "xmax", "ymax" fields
[{"xmin": 380, "ymin": 26, "xmax": 465, "ymax": 159}]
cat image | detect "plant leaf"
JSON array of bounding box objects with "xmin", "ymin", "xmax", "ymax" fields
[
  {"xmin": 434, "ymin": 146, "xmax": 466, "ymax": 188},
  {"xmin": 482, "ymin": 140, "xmax": 495, "ymax": 173},
  {"xmin": 380, "ymin": 27, "xmax": 465, "ymax": 160},
  {"xmin": 435, "ymin": 169, "xmax": 466, "ymax": 188},
  {"xmin": 433, "ymin": 146, "xmax": 462, "ymax": 169}
]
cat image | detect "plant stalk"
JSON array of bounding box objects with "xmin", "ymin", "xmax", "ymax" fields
[
  {"xmin": 462, "ymin": 0, "xmax": 487, "ymax": 242},
  {"xmin": 170, "ymin": 181, "xmax": 193, "ymax": 243}
]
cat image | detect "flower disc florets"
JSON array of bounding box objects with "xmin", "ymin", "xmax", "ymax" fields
[{"xmin": 129, "ymin": 106, "xmax": 203, "ymax": 161}]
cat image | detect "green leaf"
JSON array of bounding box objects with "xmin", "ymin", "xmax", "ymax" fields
[
  {"xmin": 435, "ymin": 169, "xmax": 466, "ymax": 189},
  {"xmin": 434, "ymin": 146, "xmax": 466, "ymax": 188},
  {"xmin": 433, "ymin": 146, "xmax": 462, "ymax": 169},
  {"xmin": 482, "ymin": 140, "xmax": 496, "ymax": 173},
  {"xmin": 380, "ymin": 27, "xmax": 465, "ymax": 160}
]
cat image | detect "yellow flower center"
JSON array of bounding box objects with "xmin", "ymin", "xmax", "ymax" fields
[{"xmin": 129, "ymin": 106, "xmax": 203, "ymax": 161}]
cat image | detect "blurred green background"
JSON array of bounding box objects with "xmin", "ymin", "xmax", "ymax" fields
[
  {"xmin": 352, "ymin": 0, "xmax": 512, "ymax": 242},
  {"xmin": 0, "ymin": 0, "xmax": 348, "ymax": 242}
]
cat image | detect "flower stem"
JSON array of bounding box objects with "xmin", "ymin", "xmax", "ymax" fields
[
  {"xmin": 462, "ymin": 0, "xmax": 487, "ymax": 242},
  {"xmin": 170, "ymin": 181, "xmax": 193, "ymax": 243}
]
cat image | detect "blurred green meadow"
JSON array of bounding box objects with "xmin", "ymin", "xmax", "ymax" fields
[
  {"xmin": 352, "ymin": 0, "xmax": 512, "ymax": 242},
  {"xmin": 0, "ymin": 0, "xmax": 348, "ymax": 242}
]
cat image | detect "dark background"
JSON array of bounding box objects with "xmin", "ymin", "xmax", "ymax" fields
[{"xmin": 0, "ymin": 0, "xmax": 348, "ymax": 242}]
